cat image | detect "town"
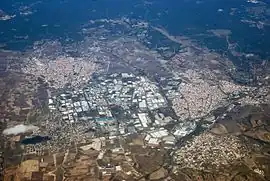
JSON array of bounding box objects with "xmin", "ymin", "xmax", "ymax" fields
[{"xmin": 24, "ymin": 72, "xmax": 196, "ymax": 153}]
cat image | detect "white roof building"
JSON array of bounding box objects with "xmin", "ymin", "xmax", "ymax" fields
[
  {"xmin": 138, "ymin": 113, "xmax": 149, "ymax": 128},
  {"xmin": 48, "ymin": 99, "xmax": 53, "ymax": 105},
  {"xmin": 139, "ymin": 100, "xmax": 147, "ymax": 109},
  {"xmin": 73, "ymin": 101, "xmax": 81, "ymax": 107},
  {"xmin": 148, "ymin": 138, "xmax": 160, "ymax": 146},
  {"xmin": 81, "ymin": 101, "xmax": 89, "ymax": 111},
  {"xmin": 150, "ymin": 129, "xmax": 168, "ymax": 138}
]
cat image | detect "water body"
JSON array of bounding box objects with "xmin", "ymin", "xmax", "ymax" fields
[
  {"xmin": 0, "ymin": 0, "xmax": 269, "ymax": 59},
  {"xmin": 21, "ymin": 135, "xmax": 51, "ymax": 145}
]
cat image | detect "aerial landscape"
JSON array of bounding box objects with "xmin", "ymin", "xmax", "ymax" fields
[{"xmin": 0, "ymin": 0, "xmax": 270, "ymax": 180}]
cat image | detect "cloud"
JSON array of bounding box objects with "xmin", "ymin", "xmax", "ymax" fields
[{"xmin": 2, "ymin": 124, "xmax": 39, "ymax": 136}]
